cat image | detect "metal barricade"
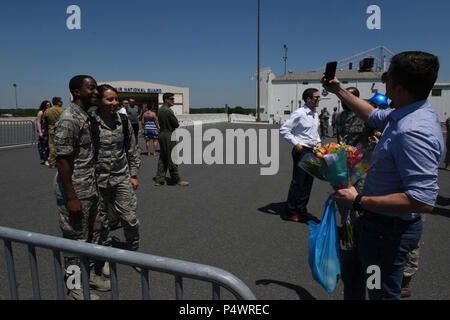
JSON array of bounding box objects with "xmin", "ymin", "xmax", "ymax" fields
[
  {"xmin": 0, "ymin": 226, "xmax": 256, "ymax": 300},
  {"xmin": 0, "ymin": 120, "xmax": 37, "ymax": 148}
]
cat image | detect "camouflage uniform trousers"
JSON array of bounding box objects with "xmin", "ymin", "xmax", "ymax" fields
[
  {"xmin": 99, "ymin": 179, "xmax": 140, "ymax": 251},
  {"xmin": 57, "ymin": 194, "xmax": 107, "ymax": 272},
  {"xmin": 47, "ymin": 132, "xmax": 56, "ymax": 168},
  {"xmin": 155, "ymin": 131, "xmax": 180, "ymax": 184},
  {"xmin": 403, "ymin": 214, "xmax": 425, "ymax": 278}
]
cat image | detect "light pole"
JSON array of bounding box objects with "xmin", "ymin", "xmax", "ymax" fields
[
  {"xmin": 13, "ymin": 83, "xmax": 18, "ymax": 109},
  {"xmin": 283, "ymin": 44, "xmax": 288, "ymax": 75},
  {"xmin": 256, "ymin": 0, "xmax": 261, "ymax": 122}
]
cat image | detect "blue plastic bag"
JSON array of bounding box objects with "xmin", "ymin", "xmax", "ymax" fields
[{"xmin": 307, "ymin": 195, "xmax": 341, "ymax": 294}]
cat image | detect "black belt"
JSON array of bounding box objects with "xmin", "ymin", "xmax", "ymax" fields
[
  {"xmin": 362, "ymin": 211, "xmax": 421, "ymax": 226},
  {"xmin": 293, "ymin": 146, "xmax": 313, "ymax": 151}
]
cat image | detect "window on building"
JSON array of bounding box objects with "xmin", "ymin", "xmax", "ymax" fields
[
  {"xmin": 432, "ymin": 89, "xmax": 442, "ymax": 96},
  {"xmin": 284, "ymin": 110, "xmax": 291, "ymax": 115},
  {"xmin": 342, "ymin": 81, "xmax": 349, "ymax": 84},
  {"xmin": 302, "ymin": 82, "xmax": 309, "ymax": 85}
]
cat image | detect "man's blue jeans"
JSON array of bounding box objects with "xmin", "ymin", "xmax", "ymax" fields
[{"xmin": 344, "ymin": 216, "xmax": 422, "ymax": 300}]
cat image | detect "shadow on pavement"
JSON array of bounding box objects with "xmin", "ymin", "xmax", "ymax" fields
[
  {"xmin": 431, "ymin": 195, "xmax": 450, "ymax": 218},
  {"xmin": 255, "ymin": 279, "xmax": 316, "ymax": 300},
  {"xmin": 431, "ymin": 207, "xmax": 450, "ymax": 218},
  {"xmin": 257, "ymin": 202, "xmax": 286, "ymax": 217},
  {"xmin": 436, "ymin": 195, "xmax": 450, "ymax": 206}
]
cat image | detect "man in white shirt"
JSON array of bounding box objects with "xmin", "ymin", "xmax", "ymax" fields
[
  {"xmin": 119, "ymin": 100, "xmax": 128, "ymax": 115},
  {"xmin": 280, "ymin": 88, "xmax": 322, "ymax": 223}
]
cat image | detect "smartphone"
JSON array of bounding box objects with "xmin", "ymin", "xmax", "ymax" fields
[{"xmin": 325, "ymin": 61, "xmax": 337, "ymax": 81}]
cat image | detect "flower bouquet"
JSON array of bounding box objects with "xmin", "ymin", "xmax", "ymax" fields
[{"xmin": 299, "ymin": 142, "xmax": 370, "ymax": 247}]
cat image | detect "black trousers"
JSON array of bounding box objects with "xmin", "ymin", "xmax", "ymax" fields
[
  {"xmin": 131, "ymin": 123, "xmax": 139, "ymax": 145},
  {"xmin": 286, "ymin": 148, "xmax": 314, "ymax": 215}
]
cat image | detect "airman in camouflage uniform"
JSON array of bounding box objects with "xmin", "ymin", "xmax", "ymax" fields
[
  {"xmin": 319, "ymin": 108, "xmax": 330, "ymax": 138},
  {"xmin": 55, "ymin": 102, "xmax": 102, "ymax": 243},
  {"xmin": 44, "ymin": 97, "xmax": 64, "ymax": 168},
  {"xmin": 54, "ymin": 76, "xmax": 110, "ymax": 300},
  {"xmin": 336, "ymin": 87, "xmax": 376, "ymax": 195},
  {"xmin": 155, "ymin": 93, "xmax": 189, "ymax": 186},
  {"xmin": 90, "ymin": 102, "xmax": 141, "ymax": 252},
  {"xmin": 331, "ymin": 107, "xmax": 338, "ymax": 137}
]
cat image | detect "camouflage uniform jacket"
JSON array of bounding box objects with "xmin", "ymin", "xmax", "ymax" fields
[
  {"xmin": 43, "ymin": 105, "xmax": 64, "ymax": 134},
  {"xmin": 90, "ymin": 110, "xmax": 141, "ymax": 189},
  {"xmin": 54, "ymin": 102, "xmax": 97, "ymax": 199},
  {"xmin": 336, "ymin": 109, "xmax": 375, "ymax": 148},
  {"xmin": 319, "ymin": 112, "xmax": 330, "ymax": 126}
]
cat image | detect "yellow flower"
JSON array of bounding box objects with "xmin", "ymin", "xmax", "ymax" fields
[{"xmin": 359, "ymin": 163, "xmax": 370, "ymax": 172}]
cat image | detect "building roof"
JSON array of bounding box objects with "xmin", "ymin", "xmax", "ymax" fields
[
  {"xmin": 273, "ymin": 70, "xmax": 385, "ymax": 82},
  {"xmin": 98, "ymin": 80, "xmax": 187, "ymax": 90}
]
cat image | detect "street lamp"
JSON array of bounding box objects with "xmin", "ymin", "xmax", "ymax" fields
[{"xmin": 13, "ymin": 83, "xmax": 18, "ymax": 109}]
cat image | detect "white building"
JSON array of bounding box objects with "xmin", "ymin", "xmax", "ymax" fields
[
  {"xmin": 98, "ymin": 81, "xmax": 189, "ymax": 115},
  {"xmin": 259, "ymin": 69, "xmax": 450, "ymax": 123}
]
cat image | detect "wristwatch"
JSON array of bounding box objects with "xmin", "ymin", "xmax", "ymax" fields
[{"xmin": 353, "ymin": 194, "xmax": 363, "ymax": 212}]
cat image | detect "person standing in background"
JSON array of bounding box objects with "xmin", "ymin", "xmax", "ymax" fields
[
  {"xmin": 44, "ymin": 97, "xmax": 64, "ymax": 168},
  {"xmin": 154, "ymin": 93, "xmax": 189, "ymax": 187},
  {"xmin": 36, "ymin": 100, "xmax": 51, "ymax": 167},
  {"xmin": 279, "ymin": 88, "xmax": 322, "ymax": 223},
  {"xmin": 142, "ymin": 104, "xmax": 160, "ymax": 157},
  {"xmin": 331, "ymin": 107, "xmax": 338, "ymax": 138},
  {"xmin": 126, "ymin": 98, "xmax": 141, "ymax": 147}
]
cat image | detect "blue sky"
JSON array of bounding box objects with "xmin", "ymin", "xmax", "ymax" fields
[{"xmin": 1, "ymin": 0, "xmax": 449, "ymax": 109}]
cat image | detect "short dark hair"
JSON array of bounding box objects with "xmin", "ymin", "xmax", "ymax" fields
[
  {"xmin": 69, "ymin": 75, "xmax": 95, "ymax": 96},
  {"xmin": 163, "ymin": 93, "xmax": 174, "ymax": 101},
  {"xmin": 302, "ymin": 88, "xmax": 318, "ymax": 103},
  {"xmin": 52, "ymin": 97, "xmax": 62, "ymax": 105},
  {"xmin": 388, "ymin": 51, "xmax": 439, "ymax": 101},
  {"xmin": 346, "ymin": 87, "xmax": 360, "ymax": 97},
  {"xmin": 97, "ymin": 84, "xmax": 118, "ymax": 99}
]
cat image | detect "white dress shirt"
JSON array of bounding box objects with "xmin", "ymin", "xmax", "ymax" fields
[
  {"xmin": 119, "ymin": 107, "xmax": 127, "ymax": 115},
  {"xmin": 279, "ymin": 105, "xmax": 321, "ymax": 148}
]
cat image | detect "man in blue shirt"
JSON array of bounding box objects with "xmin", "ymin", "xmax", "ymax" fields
[{"xmin": 322, "ymin": 51, "xmax": 444, "ymax": 300}]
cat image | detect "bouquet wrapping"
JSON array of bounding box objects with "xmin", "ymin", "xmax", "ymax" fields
[{"xmin": 299, "ymin": 142, "xmax": 370, "ymax": 247}]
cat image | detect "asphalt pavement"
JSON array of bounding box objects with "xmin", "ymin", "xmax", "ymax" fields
[{"xmin": 0, "ymin": 122, "xmax": 449, "ymax": 300}]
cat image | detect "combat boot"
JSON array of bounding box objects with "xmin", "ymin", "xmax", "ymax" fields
[
  {"xmin": 68, "ymin": 289, "xmax": 100, "ymax": 300},
  {"xmin": 90, "ymin": 269, "xmax": 111, "ymax": 292},
  {"xmin": 401, "ymin": 276, "xmax": 413, "ymax": 298}
]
